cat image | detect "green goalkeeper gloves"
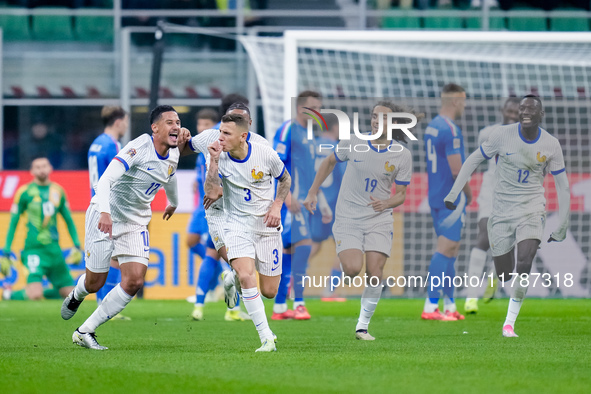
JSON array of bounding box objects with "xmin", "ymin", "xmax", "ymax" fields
[
  {"xmin": 65, "ymin": 247, "xmax": 83, "ymax": 265},
  {"xmin": 1, "ymin": 251, "xmax": 14, "ymax": 277}
]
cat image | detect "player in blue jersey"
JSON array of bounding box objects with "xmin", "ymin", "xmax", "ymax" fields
[
  {"xmin": 422, "ymin": 84, "xmax": 472, "ymax": 321},
  {"xmin": 189, "ymin": 103, "xmax": 251, "ymax": 322},
  {"xmin": 88, "ymin": 106, "xmax": 129, "ymax": 313},
  {"xmin": 309, "ymin": 117, "xmax": 347, "ymax": 301},
  {"xmin": 187, "ymin": 108, "xmax": 219, "ymax": 319},
  {"xmin": 271, "ymin": 90, "xmax": 323, "ymax": 320}
]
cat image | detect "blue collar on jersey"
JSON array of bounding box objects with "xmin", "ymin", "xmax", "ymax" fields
[
  {"xmin": 518, "ymin": 124, "xmax": 541, "ymax": 144},
  {"xmin": 228, "ymin": 141, "xmax": 252, "ymax": 163},
  {"xmin": 367, "ymin": 138, "xmax": 394, "ymax": 153},
  {"xmin": 151, "ymin": 136, "xmax": 170, "ymax": 160}
]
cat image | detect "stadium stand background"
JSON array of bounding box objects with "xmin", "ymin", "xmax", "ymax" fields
[{"xmin": 1, "ymin": 0, "xmax": 591, "ymax": 170}]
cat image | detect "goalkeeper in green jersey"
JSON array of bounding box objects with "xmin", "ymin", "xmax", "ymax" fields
[{"xmin": 1, "ymin": 157, "xmax": 82, "ymax": 300}]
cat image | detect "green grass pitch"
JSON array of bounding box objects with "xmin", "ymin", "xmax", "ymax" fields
[{"xmin": 1, "ymin": 298, "xmax": 590, "ymax": 393}]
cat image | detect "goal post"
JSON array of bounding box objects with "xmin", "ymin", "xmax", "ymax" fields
[{"xmin": 240, "ymin": 30, "xmax": 591, "ymax": 297}]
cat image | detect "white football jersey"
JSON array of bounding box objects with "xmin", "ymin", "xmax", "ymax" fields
[
  {"xmin": 190, "ymin": 128, "xmax": 269, "ymax": 212},
  {"xmin": 217, "ymin": 142, "xmax": 286, "ymax": 234},
  {"xmin": 477, "ymin": 123, "xmax": 503, "ymax": 207},
  {"xmin": 334, "ymin": 135, "xmax": 412, "ymax": 223},
  {"xmin": 91, "ymin": 134, "xmax": 179, "ymax": 226},
  {"xmin": 480, "ymin": 123, "xmax": 565, "ymax": 219}
]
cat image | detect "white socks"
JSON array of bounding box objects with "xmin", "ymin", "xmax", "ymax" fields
[
  {"xmin": 467, "ymin": 248, "xmax": 488, "ymax": 298},
  {"xmin": 424, "ymin": 298, "xmax": 438, "ymax": 313},
  {"xmin": 273, "ymin": 303, "xmax": 287, "ymax": 314},
  {"xmin": 79, "ymin": 284, "xmax": 133, "ymax": 333},
  {"xmin": 242, "ymin": 287, "xmax": 274, "ymax": 343},
  {"xmin": 504, "ymin": 281, "xmax": 528, "ymax": 328},
  {"xmin": 74, "ymin": 274, "xmax": 89, "ymax": 301},
  {"xmin": 293, "ymin": 301, "xmax": 305, "ymax": 309},
  {"xmin": 356, "ymin": 284, "xmax": 382, "ymax": 331},
  {"xmin": 444, "ymin": 296, "xmax": 457, "ymax": 313}
]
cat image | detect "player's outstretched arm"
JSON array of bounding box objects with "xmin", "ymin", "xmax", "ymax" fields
[
  {"xmin": 303, "ymin": 154, "xmax": 337, "ymax": 214},
  {"xmin": 264, "ymin": 170, "xmax": 291, "ymax": 228},
  {"xmin": 162, "ymin": 174, "xmax": 179, "ymax": 221},
  {"xmin": 95, "ymin": 159, "xmax": 127, "ymax": 238},
  {"xmin": 444, "ymin": 148, "xmax": 486, "ymax": 209},
  {"xmin": 58, "ymin": 192, "xmax": 81, "ymax": 250},
  {"xmin": 548, "ymin": 171, "xmax": 570, "ymax": 242},
  {"xmin": 3, "ymin": 186, "xmax": 27, "ymax": 258}
]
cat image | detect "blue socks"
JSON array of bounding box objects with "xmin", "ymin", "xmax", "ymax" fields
[
  {"xmin": 275, "ymin": 253, "xmax": 292, "ymax": 305},
  {"xmin": 196, "ymin": 256, "xmax": 218, "ymax": 305},
  {"xmin": 428, "ymin": 252, "xmax": 456, "ymax": 304},
  {"xmin": 293, "ymin": 245, "xmax": 311, "ymax": 302},
  {"xmin": 97, "ymin": 266, "xmax": 121, "ymax": 304}
]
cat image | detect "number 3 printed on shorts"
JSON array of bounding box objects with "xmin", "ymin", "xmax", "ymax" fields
[{"xmin": 272, "ymin": 249, "xmax": 279, "ymax": 264}]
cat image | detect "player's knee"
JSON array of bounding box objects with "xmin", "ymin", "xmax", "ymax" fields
[
  {"xmin": 85, "ymin": 277, "xmax": 107, "ymax": 293},
  {"xmin": 261, "ymin": 286, "xmax": 278, "ymax": 299},
  {"xmin": 121, "ymin": 277, "xmax": 144, "ymax": 295},
  {"xmin": 27, "ymin": 289, "xmax": 43, "ymax": 300},
  {"xmin": 186, "ymin": 234, "xmax": 200, "ymax": 248},
  {"xmin": 476, "ymin": 234, "xmax": 490, "ymax": 251},
  {"xmin": 342, "ymin": 265, "xmax": 361, "ymax": 278}
]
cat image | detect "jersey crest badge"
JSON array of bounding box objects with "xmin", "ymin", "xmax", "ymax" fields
[
  {"xmin": 536, "ymin": 152, "xmax": 547, "ymax": 163},
  {"xmin": 251, "ymin": 168, "xmax": 264, "ymax": 180},
  {"xmin": 168, "ymin": 165, "xmax": 174, "ymax": 176},
  {"xmin": 384, "ymin": 161, "xmax": 395, "ymax": 173}
]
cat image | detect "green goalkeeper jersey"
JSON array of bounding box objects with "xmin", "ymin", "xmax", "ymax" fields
[{"xmin": 3, "ymin": 182, "xmax": 80, "ymax": 253}]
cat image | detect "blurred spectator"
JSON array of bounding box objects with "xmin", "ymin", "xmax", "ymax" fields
[
  {"xmin": 2, "ymin": 130, "xmax": 19, "ymax": 170},
  {"xmin": 24, "ymin": 122, "xmax": 63, "ymax": 169},
  {"xmin": 196, "ymin": 108, "xmax": 219, "ymax": 133}
]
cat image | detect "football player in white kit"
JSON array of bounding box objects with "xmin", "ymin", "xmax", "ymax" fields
[
  {"xmin": 445, "ymin": 95, "xmax": 570, "ymax": 338},
  {"xmin": 181, "ymin": 104, "xmax": 270, "ymax": 263},
  {"xmin": 61, "ymin": 105, "xmax": 183, "ymax": 350},
  {"xmin": 464, "ymin": 97, "xmax": 520, "ymax": 313},
  {"xmin": 205, "ymin": 114, "xmax": 291, "ymax": 352},
  {"xmin": 304, "ymin": 102, "xmax": 417, "ymax": 340}
]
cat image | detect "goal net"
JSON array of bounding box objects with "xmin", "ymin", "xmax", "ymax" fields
[{"xmin": 240, "ymin": 31, "xmax": 591, "ymax": 298}]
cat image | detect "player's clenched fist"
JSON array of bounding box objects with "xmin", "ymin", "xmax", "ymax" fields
[
  {"xmin": 98, "ymin": 212, "xmax": 113, "ymax": 238},
  {"xmin": 264, "ymin": 202, "xmax": 282, "ymax": 228},
  {"xmin": 208, "ymin": 140, "xmax": 222, "ymax": 160}
]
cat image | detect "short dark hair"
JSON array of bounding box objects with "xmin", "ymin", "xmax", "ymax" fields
[
  {"xmin": 101, "ymin": 106, "xmax": 127, "ymax": 128},
  {"xmin": 221, "ymin": 113, "xmax": 249, "ymax": 131},
  {"xmin": 441, "ymin": 83, "xmax": 465, "ymax": 95},
  {"xmin": 504, "ymin": 97, "xmax": 521, "ymax": 107},
  {"xmin": 30, "ymin": 156, "xmax": 49, "ymax": 168},
  {"xmin": 226, "ymin": 102, "xmax": 251, "ymax": 117},
  {"xmin": 220, "ymin": 93, "xmax": 248, "ymax": 116},
  {"xmin": 150, "ymin": 105, "xmax": 177, "ymax": 125},
  {"xmin": 196, "ymin": 108, "xmax": 219, "ymax": 123},
  {"xmin": 522, "ymin": 94, "xmax": 543, "ymax": 109},
  {"xmin": 296, "ymin": 90, "xmax": 321, "ymax": 106}
]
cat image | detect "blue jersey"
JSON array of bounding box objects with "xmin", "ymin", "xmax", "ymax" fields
[
  {"xmin": 195, "ymin": 153, "xmax": 206, "ymax": 209},
  {"xmin": 424, "ymin": 115, "xmax": 465, "ymax": 209},
  {"xmin": 273, "ymin": 120, "xmax": 316, "ymax": 202},
  {"xmin": 314, "ymin": 136, "xmax": 345, "ymax": 211},
  {"xmin": 88, "ymin": 133, "xmax": 121, "ymax": 197}
]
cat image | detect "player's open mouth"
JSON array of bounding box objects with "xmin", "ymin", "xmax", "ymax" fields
[
  {"xmin": 169, "ymin": 132, "xmax": 178, "ymax": 142},
  {"xmin": 522, "ymin": 117, "xmax": 532, "ymax": 124}
]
